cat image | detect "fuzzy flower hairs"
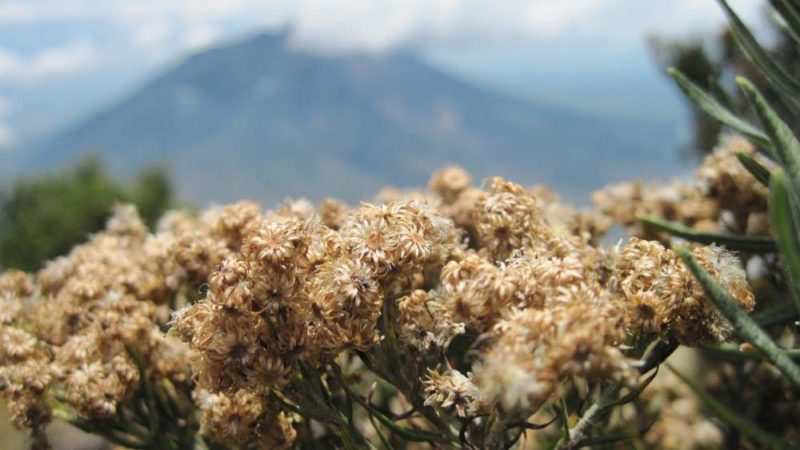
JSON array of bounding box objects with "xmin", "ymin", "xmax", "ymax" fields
[{"xmin": 0, "ymin": 166, "xmax": 754, "ymax": 450}]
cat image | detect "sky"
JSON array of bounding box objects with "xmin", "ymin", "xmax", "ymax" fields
[{"xmin": 0, "ymin": 0, "xmax": 764, "ymax": 151}]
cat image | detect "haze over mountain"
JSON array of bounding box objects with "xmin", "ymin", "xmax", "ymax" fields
[{"xmin": 20, "ymin": 32, "xmax": 685, "ymax": 206}]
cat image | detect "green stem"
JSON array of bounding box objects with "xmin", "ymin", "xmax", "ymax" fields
[
  {"xmin": 332, "ymin": 423, "xmax": 369, "ymax": 450},
  {"xmin": 554, "ymin": 339, "xmax": 677, "ymax": 449},
  {"xmin": 556, "ymin": 385, "xmax": 621, "ymax": 450},
  {"xmin": 484, "ymin": 410, "xmax": 512, "ymax": 450},
  {"xmin": 53, "ymin": 409, "xmax": 147, "ymax": 449},
  {"xmin": 342, "ymin": 380, "xmax": 450, "ymax": 443}
]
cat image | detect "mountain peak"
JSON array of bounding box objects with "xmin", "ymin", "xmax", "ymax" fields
[{"xmin": 27, "ymin": 32, "xmax": 680, "ymax": 206}]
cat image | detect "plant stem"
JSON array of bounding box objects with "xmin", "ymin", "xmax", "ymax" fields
[
  {"xmin": 484, "ymin": 410, "xmax": 512, "ymax": 450},
  {"xmin": 556, "ymin": 384, "xmax": 620, "ymax": 450},
  {"xmin": 553, "ymin": 339, "xmax": 677, "ymax": 449}
]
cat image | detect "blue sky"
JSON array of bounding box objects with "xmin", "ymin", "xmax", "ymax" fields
[{"xmin": 0, "ymin": 0, "xmax": 763, "ymax": 151}]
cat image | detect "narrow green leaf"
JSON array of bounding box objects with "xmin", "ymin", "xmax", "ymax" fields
[
  {"xmin": 638, "ymin": 215, "xmax": 776, "ymax": 253},
  {"xmin": 704, "ymin": 342, "xmax": 800, "ymax": 361},
  {"xmin": 770, "ymin": 5, "xmax": 800, "ymax": 45},
  {"xmin": 668, "ymin": 364, "xmax": 790, "ymax": 449},
  {"xmin": 738, "ymin": 78, "xmax": 800, "ymax": 185},
  {"xmin": 602, "ymin": 367, "xmax": 659, "ymax": 410},
  {"xmin": 721, "ymin": 0, "xmax": 800, "ymax": 116},
  {"xmin": 769, "ymin": 170, "xmax": 800, "ymax": 314},
  {"xmin": 668, "ymin": 68, "xmax": 771, "ymax": 149},
  {"xmin": 366, "ymin": 412, "xmax": 392, "ymax": 450},
  {"xmin": 738, "ymin": 76, "xmax": 800, "ymax": 237},
  {"xmin": 785, "ymin": 348, "xmax": 800, "ymax": 358},
  {"xmin": 676, "ymin": 245, "xmax": 800, "ymax": 385},
  {"xmin": 736, "ymin": 151, "xmax": 772, "ymax": 187},
  {"xmin": 708, "ymin": 74, "xmax": 737, "ymax": 111},
  {"xmin": 344, "ymin": 385, "xmax": 448, "ymax": 443},
  {"xmin": 770, "ymin": 0, "xmax": 800, "ymax": 44},
  {"xmin": 637, "ymin": 339, "xmax": 679, "ymax": 374},
  {"xmin": 752, "ymin": 301, "xmax": 797, "ymax": 326},
  {"xmin": 368, "ymin": 409, "xmax": 444, "ymax": 443},
  {"xmin": 558, "ymin": 398, "xmax": 570, "ymax": 438}
]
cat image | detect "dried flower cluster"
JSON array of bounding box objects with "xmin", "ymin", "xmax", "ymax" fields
[
  {"xmin": 0, "ymin": 166, "xmax": 756, "ymax": 449},
  {"xmin": 0, "ymin": 203, "xmax": 267, "ymax": 447},
  {"xmin": 194, "ymin": 388, "xmax": 297, "ymax": 449},
  {"xmin": 593, "ymin": 137, "xmax": 772, "ymax": 238},
  {"xmin": 614, "ymin": 237, "xmax": 754, "ymax": 344}
]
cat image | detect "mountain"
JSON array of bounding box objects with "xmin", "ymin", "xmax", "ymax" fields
[{"xmin": 21, "ymin": 32, "xmax": 684, "ymax": 206}]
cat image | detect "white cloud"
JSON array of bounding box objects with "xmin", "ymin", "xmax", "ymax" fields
[
  {"xmin": 132, "ymin": 18, "xmax": 174, "ymax": 50},
  {"xmin": 0, "ymin": 120, "xmax": 16, "ymax": 149},
  {"xmin": 0, "ymin": 40, "xmax": 99, "ymax": 81},
  {"xmin": 0, "ymin": 96, "xmax": 15, "ymax": 150},
  {"xmin": 630, "ymin": 0, "xmax": 764, "ymax": 37},
  {"xmin": 0, "ymin": 0, "xmax": 770, "ymax": 57},
  {"xmin": 0, "ymin": 0, "xmax": 771, "ymax": 149},
  {"xmin": 265, "ymin": 0, "xmax": 613, "ymax": 52},
  {"xmin": 184, "ymin": 24, "xmax": 220, "ymax": 50}
]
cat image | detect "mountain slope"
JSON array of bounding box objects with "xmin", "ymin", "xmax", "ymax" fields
[{"xmin": 26, "ymin": 32, "xmax": 682, "ymax": 205}]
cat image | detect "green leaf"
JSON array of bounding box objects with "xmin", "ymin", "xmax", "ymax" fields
[
  {"xmin": 752, "ymin": 301, "xmax": 797, "ymax": 326},
  {"xmin": 736, "ymin": 151, "xmax": 772, "ymax": 187},
  {"xmin": 707, "ymin": 74, "xmax": 737, "ymax": 111},
  {"xmin": 769, "ymin": 0, "xmax": 800, "ymax": 44},
  {"xmin": 770, "ymin": 7, "xmax": 800, "ymax": 45},
  {"xmin": 738, "ymin": 77, "xmax": 800, "ymax": 231},
  {"xmin": 704, "ymin": 342, "xmax": 800, "ymax": 361},
  {"xmin": 668, "ymin": 68, "xmax": 771, "ymax": 149},
  {"xmin": 558, "ymin": 397, "xmax": 571, "ymax": 439},
  {"xmin": 676, "ymin": 245, "xmax": 800, "ymax": 385},
  {"xmin": 721, "ymin": 0, "xmax": 800, "ymax": 116},
  {"xmin": 602, "ymin": 367, "xmax": 659, "ymax": 410},
  {"xmin": 638, "ymin": 215, "xmax": 777, "ymax": 253},
  {"xmin": 768, "ymin": 170, "xmax": 800, "ymax": 314},
  {"xmin": 668, "ymin": 364, "xmax": 791, "ymax": 449},
  {"xmin": 343, "ymin": 383, "xmax": 449, "ymax": 443},
  {"xmin": 637, "ymin": 339, "xmax": 679, "ymax": 374},
  {"xmin": 738, "ymin": 78, "xmax": 800, "ymax": 184},
  {"xmin": 366, "ymin": 412, "xmax": 392, "ymax": 450}
]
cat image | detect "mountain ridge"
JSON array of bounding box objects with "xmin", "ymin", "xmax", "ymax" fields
[{"xmin": 23, "ymin": 32, "xmax": 683, "ymax": 206}]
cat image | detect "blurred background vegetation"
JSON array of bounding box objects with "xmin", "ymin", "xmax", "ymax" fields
[
  {"xmin": 0, "ymin": 156, "xmax": 174, "ymax": 271},
  {"xmin": 650, "ymin": 3, "xmax": 800, "ymax": 159}
]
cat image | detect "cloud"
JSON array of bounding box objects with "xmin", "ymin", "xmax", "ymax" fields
[
  {"xmin": 184, "ymin": 24, "xmax": 220, "ymax": 50},
  {"xmin": 280, "ymin": 0, "xmax": 610, "ymax": 52},
  {"xmin": 0, "ymin": 0, "xmax": 769, "ymax": 150},
  {"xmin": 0, "ymin": 120, "xmax": 16, "ymax": 149},
  {"xmin": 0, "ymin": 40, "xmax": 99, "ymax": 81},
  {"xmin": 0, "ymin": 0, "xmax": 769, "ymax": 57},
  {"xmin": 0, "ymin": 97, "xmax": 15, "ymax": 150},
  {"xmin": 0, "ymin": 0, "xmax": 637, "ymax": 54},
  {"xmin": 633, "ymin": 0, "xmax": 764, "ymax": 36},
  {"xmin": 132, "ymin": 18, "xmax": 174, "ymax": 50}
]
